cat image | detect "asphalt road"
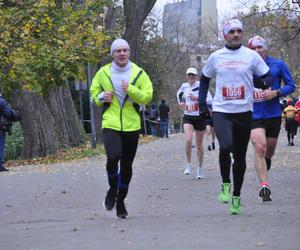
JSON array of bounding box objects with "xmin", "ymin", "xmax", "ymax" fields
[{"xmin": 0, "ymin": 131, "xmax": 299, "ymax": 250}]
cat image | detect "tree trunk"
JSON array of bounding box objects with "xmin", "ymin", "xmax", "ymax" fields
[
  {"xmin": 12, "ymin": 84, "xmax": 85, "ymax": 159},
  {"xmin": 46, "ymin": 85, "xmax": 85, "ymax": 147},
  {"xmin": 14, "ymin": 91, "xmax": 64, "ymax": 158},
  {"xmin": 123, "ymin": 0, "xmax": 157, "ymax": 63}
]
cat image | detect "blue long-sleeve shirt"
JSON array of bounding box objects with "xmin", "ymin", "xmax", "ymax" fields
[{"xmin": 253, "ymin": 56, "xmax": 295, "ymax": 120}]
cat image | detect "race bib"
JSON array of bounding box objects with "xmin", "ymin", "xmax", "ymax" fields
[
  {"xmin": 253, "ymin": 88, "xmax": 264, "ymax": 102},
  {"xmin": 222, "ymin": 85, "xmax": 245, "ymax": 100},
  {"xmin": 186, "ymin": 103, "xmax": 199, "ymax": 112}
]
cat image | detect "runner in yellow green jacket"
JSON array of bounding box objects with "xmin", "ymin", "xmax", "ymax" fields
[
  {"xmin": 90, "ymin": 38, "xmax": 153, "ymax": 218},
  {"xmin": 91, "ymin": 62, "xmax": 153, "ymax": 131}
]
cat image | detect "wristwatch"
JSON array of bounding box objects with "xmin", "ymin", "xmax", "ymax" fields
[
  {"xmin": 276, "ymin": 89, "xmax": 281, "ymax": 97},
  {"xmin": 98, "ymin": 92, "xmax": 105, "ymax": 102}
]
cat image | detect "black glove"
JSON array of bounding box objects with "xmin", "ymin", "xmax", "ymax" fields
[
  {"xmin": 253, "ymin": 77, "xmax": 269, "ymax": 90},
  {"xmin": 199, "ymin": 103, "xmax": 210, "ymax": 119}
]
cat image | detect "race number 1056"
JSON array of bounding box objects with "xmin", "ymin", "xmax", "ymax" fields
[{"xmin": 222, "ymin": 85, "xmax": 245, "ymax": 100}]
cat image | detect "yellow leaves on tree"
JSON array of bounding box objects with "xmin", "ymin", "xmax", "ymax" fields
[
  {"xmin": 37, "ymin": 0, "xmax": 56, "ymax": 7},
  {"xmin": 1, "ymin": 0, "xmax": 109, "ymax": 95}
]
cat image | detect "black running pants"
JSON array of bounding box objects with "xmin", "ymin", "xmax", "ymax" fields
[
  {"xmin": 102, "ymin": 128, "xmax": 139, "ymax": 199},
  {"xmin": 213, "ymin": 111, "xmax": 252, "ymax": 196},
  {"xmin": 285, "ymin": 118, "xmax": 296, "ymax": 142}
]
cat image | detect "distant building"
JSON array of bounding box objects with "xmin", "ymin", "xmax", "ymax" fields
[
  {"xmin": 162, "ymin": 0, "xmax": 218, "ymax": 67},
  {"xmin": 163, "ymin": 0, "xmax": 217, "ymax": 44}
]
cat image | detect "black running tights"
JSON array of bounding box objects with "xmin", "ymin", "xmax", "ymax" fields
[
  {"xmin": 102, "ymin": 128, "xmax": 139, "ymax": 199},
  {"xmin": 285, "ymin": 118, "xmax": 296, "ymax": 142},
  {"xmin": 213, "ymin": 112, "xmax": 252, "ymax": 196}
]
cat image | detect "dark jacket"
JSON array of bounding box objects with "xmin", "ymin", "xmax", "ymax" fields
[
  {"xmin": 0, "ymin": 96, "xmax": 13, "ymax": 132},
  {"xmin": 159, "ymin": 103, "xmax": 169, "ymax": 119},
  {"xmin": 0, "ymin": 97, "xmax": 11, "ymax": 119}
]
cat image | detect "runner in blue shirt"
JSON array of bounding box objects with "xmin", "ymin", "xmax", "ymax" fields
[{"xmin": 248, "ymin": 36, "xmax": 295, "ymax": 202}]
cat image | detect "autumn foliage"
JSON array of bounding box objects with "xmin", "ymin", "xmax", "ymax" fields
[{"xmin": 0, "ymin": 0, "xmax": 109, "ymax": 95}]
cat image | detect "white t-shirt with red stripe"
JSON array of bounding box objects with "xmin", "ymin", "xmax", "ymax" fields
[{"xmin": 202, "ymin": 46, "xmax": 269, "ymax": 113}]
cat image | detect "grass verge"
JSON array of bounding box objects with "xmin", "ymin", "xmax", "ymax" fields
[{"xmin": 5, "ymin": 135, "xmax": 156, "ymax": 167}]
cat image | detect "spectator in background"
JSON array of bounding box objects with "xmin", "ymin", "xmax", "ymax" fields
[
  {"xmin": 149, "ymin": 103, "xmax": 159, "ymax": 136},
  {"xmin": 294, "ymin": 99, "xmax": 300, "ymax": 136},
  {"xmin": 283, "ymin": 99, "xmax": 297, "ymax": 146},
  {"xmin": 159, "ymin": 99, "xmax": 170, "ymax": 138},
  {"xmin": 281, "ymin": 99, "xmax": 288, "ymax": 112},
  {"xmin": 0, "ymin": 93, "xmax": 12, "ymax": 172}
]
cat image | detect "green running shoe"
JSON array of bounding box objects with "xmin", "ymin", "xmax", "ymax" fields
[
  {"xmin": 230, "ymin": 196, "xmax": 241, "ymax": 215},
  {"xmin": 218, "ymin": 183, "xmax": 231, "ymax": 203}
]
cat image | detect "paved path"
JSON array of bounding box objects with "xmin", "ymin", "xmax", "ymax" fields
[{"xmin": 0, "ymin": 131, "xmax": 299, "ymax": 250}]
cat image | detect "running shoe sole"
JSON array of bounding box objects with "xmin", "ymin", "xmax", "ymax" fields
[
  {"xmin": 218, "ymin": 195, "xmax": 230, "ymax": 203},
  {"xmin": 102, "ymin": 200, "xmax": 114, "ymax": 211},
  {"xmin": 116, "ymin": 201, "xmax": 128, "ymax": 219},
  {"xmin": 230, "ymin": 208, "xmax": 241, "ymax": 215},
  {"xmin": 218, "ymin": 183, "xmax": 231, "ymax": 203},
  {"xmin": 259, "ymin": 186, "xmax": 272, "ymax": 202},
  {"xmin": 230, "ymin": 196, "xmax": 241, "ymax": 214},
  {"xmin": 184, "ymin": 168, "xmax": 192, "ymax": 175}
]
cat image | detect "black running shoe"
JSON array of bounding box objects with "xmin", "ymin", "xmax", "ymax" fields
[
  {"xmin": 116, "ymin": 200, "xmax": 128, "ymax": 219},
  {"xmin": 259, "ymin": 186, "xmax": 272, "ymax": 202},
  {"xmin": 212, "ymin": 142, "xmax": 215, "ymax": 150},
  {"xmin": 103, "ymin": 188, "xmax": 117, "ymax": 211},
  {"xmin": 0, "ymin": 166, "xmax": 9, "ymax": 172}
]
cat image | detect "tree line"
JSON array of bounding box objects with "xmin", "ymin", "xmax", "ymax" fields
[{"xmin": 1, "ymin": 0, "xmax": 299, "ymax": 159}]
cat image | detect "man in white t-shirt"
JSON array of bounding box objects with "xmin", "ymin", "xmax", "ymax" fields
[{"xmin": 198, "ymin": 19, "xmax": 273, "ymax": 214}]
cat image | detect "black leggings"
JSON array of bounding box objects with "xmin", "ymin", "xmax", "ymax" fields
[
  {"xmin": 285, "ymin": 118, "xmax": 297, "ymax": 142},
  {"xmin": 102, "ymin": 128, "xmax": 139, "ymax": 199},
  {"xmin": 213, "ymin": 111, "xmax": 252, "ymax": 196}
]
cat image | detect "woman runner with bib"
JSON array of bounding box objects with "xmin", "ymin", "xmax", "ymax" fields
[{"xmin": 177, "ymin": 67, "xmax": 212, "ymax": 179}]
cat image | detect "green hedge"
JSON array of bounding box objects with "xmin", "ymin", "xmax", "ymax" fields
[{"xmin": 5, "ymin": 122, "xmax": 24, "ymax": 160}]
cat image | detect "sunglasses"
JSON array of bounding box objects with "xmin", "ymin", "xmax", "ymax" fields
[{"xmin": 187, "ymin": 73, "xmax": 196, "ymax": 76}]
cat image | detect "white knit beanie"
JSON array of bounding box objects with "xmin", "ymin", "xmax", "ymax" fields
[{"xmin": 110, "ymin": 38, "xmax": 130, "ymax": 56}]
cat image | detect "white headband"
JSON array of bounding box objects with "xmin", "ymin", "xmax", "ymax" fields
[
  {"xmin": 110, "ymin": 38, "xmax": 130, "ymax": 56},
  {"xmin": 223, "ymin": 19, "xmax": 243, "ymax": 38},
  {"xmin": 248, "ymin": 36, "xmax": 267, "ymax": 50}
]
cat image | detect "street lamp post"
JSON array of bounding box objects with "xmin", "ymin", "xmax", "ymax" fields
[{"xmin": 87, "ymin": 63, "xmax": 96, "ymax": 148}]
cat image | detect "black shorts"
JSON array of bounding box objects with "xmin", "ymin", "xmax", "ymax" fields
[
  {"xmin": 206, "ymin": 118, "xmax": 214, "ymax": 127},
  {"xmin": 183, "ymin": 115, "xmax": 206, "ymax": 131},
  {"xmin": 251, "ymin": 117, "xmax": 281, "ymax": 138}
]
